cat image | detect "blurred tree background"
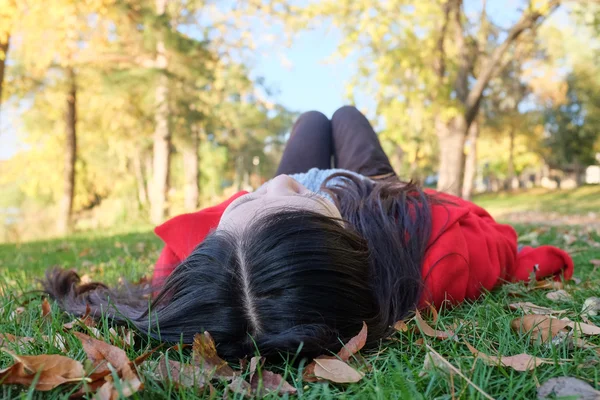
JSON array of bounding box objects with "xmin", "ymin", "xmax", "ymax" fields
[{"xmin": 0, "ymin": 0, "xmax": 599, "ymax": 242}]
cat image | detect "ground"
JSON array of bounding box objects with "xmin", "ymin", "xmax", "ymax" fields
[{"xmin": 1, "ymin": 189, "xmax": 599, "ymax": 399}]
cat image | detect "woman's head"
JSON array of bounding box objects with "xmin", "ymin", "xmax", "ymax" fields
[
  {"xmin": 44, "ymin": 174, "xmax": 431, "ymax": 359},
  {"xmin": 147, "ymin": 210, "xmax": 379, "ymax": 358}
]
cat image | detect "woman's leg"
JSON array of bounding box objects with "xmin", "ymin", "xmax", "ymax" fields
[
  {"xmin": 331, "ymin": 105, "xmax": 396, "ymax": 178},
  {"xmin": 276, "ymin": 111, "xmax": 333, "ymax": 176}
]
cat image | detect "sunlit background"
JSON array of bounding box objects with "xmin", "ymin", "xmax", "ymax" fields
[{"xmin": 1, "ymin": 0, "xmax": 599, "ymax": 242}]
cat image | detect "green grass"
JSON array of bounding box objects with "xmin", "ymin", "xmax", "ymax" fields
[
  {"xmin": 473, "ymin": 185, "xmax": 600, "ymax": 217},
  {"xmin": 1, "ymin": 226, "xmax": 599, "ymax": 399}
]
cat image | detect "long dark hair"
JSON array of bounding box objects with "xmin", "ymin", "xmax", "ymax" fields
[{"xmin": 43, "ymin": 173, "xmax": 431, "ymax": 359}]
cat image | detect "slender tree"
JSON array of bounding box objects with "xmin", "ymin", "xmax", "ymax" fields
[{"xmin": 57, "ymin": 68, "xmax": 77, "ymax": 234}]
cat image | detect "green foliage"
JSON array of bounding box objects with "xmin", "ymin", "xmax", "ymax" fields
[
  {"xmin": 544, "ymin": 74, "xmax": 600, "ymax": 168},
  {"xmin": 1, "ymin": 0, "xmax": 294, "ymax": 240}
]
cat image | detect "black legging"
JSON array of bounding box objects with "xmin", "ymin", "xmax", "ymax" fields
[{"xmin": 275, "ymin": 106, "xmax": 396, "ymax": 178}]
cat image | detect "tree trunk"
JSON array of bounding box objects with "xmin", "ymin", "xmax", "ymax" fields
[
  {"xmin": 133, "ymin": 152, "xmax": 149, "ymax": 207},
  {"xmin": 461, "ymin": 119, "xmax": 479, "ymax": 200},
  {"xmin": 150, "ymin": 0, "xmax": 171, "ymax": 224},
  {"xmin": 183, "ymin": 125, "xmax": 200, "ymax": 211},
  {"xmin": 506, "ymin": 126, "xmax": 516, "ymax": 190},
  {"xmin": 436, "ymin": 116, "xmax": 467, "ymax": 196},
  {"xmin": 0, "ymin": 35, "xmax": 9, "ymax": 108},
  {"xmin": 57, "ymin": 68, "xmax": 77, "ymax": 235}
]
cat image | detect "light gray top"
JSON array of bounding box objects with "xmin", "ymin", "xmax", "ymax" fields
[{"xmin": 288, "ymin": 168, "xmax": 367, "ymax": 203}]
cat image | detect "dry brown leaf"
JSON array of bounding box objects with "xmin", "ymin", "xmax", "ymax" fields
[
  {"xmin": 509, "ymin": 302, "xmax": 565, "ymax": 315},
  {"xmin": 108, "ymin": 327, "xmax": 135, "ymax": 349},
  {"xmin": 95, "ymin": 379, "xmax": 117, "ymax": 400},
  {"xmin": 419, "ymin": 349, "xmax": 452, "ymax": 377},
  {"xmin": 426, "ymin": 302, "xmax": 439, "ymax": 323},
  {"xmin": 511, "ymin": 315, "xmax": 570, "ymax": 343},
  {"xmin": 546, "ymin": 290, "xmax": 573, "ymax": 302},
  {"xmin": 73, "ymin": 331, "xmax": 130, "ymax": 381},
  {"xmin": 156, "ymin": 358, "xmax": 206, "ymax": 389},
  {"xmin": 313, "ymin": 358, "xmax": 364, "ymax": 383},
  {"xmin": 394, "ymin": 320, "xmax": 409, "ymax": 332},
  {"xmin": 8, "ymin": 306, "xmax": 25, "ymax": 322},
  {"xmin": 0, "ymin": 348, "xmax": 87, "ymax": 391},
  {"xmin": 41, "ymin": 298, "xmax": 51, "ymax": 319},
  {"xmin": 464, "ymin": 342, "xmax": 550, "ymax": 372},
  {"xmin": 63, "ymin": 304, "xmax": 96, "ymax": 330},
  {"xmin": 41, "ymin": 334, "xmax": 67, "ymax": 352},
  {"xmin": 562, "ymin": 318, "xmax": 600, "ymax": 336},
  {"xmin": 118, "ymin": 363, "xmax": 143, "ymax": 397},
  {"xmin": 302, "ymin": 322, "xmax": 369, "ymax": 382},
  {"xmin": 0, "ymin": 333, "xmax": 34, "ymax": 348},
  {"xmin": 302, "ymin": 356, "xmax": 331, "ymax": 383},
  {"xmin": 537, "ymin": 377, "xmax": 600, "ymax": 399},
  {"xmin": 192, "ymin": 331, "xmax": 235, "ymax": 380},
  {"xmin": 227, "ymin": 376, "xmax": 252, "ymax": 397},
  {"xmin": 582, "ymin": 297, "xmax": 600, "ymax": 318},
  {"xmin": 337, "ymin": 321, "xmax": 367, "ymax": 362},
  {"xmin": 534, "ymin": 280, "xmax": 564, "ymax": 290},
  {"xmin": 78, "ymin": 248, "xmax": 92, "ymax": 257},
  {"xmin": 248, "ymin": 356, "xmax": 297, "ymax": 396},
  {"xmin": 414, "ymin": 309, "xmax": 456, "ymax": 340}
]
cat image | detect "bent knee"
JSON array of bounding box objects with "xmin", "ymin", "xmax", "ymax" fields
[
  {"xmin": 297, "ymin": 110, "xmax": 329, "ymax": 124},
  {"xmin": 331, "ymin": 105, "xmax": 361, "ymax": 121}
]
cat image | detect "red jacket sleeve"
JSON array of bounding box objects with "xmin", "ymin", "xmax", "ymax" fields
[
  {"xmin": 420, "ymin": 190, "xmax": 574, "ymax": 307},
  {"xmin": 151, "ymin": 191, "xmax": 249, "ymax": 288}
]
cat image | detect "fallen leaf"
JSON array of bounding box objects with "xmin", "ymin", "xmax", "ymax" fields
[
  {"xmin": 509, "ymin": 302, "xmax": 565, "ymax": 315},
  {"xmin": 248, "ymin": 356, "xmax": 296, "ymax": 396},
  {"xmin": 420, "ymin": 349, "xmax": 452, "ymax": 377},
  {"xmin": 95, "ymin": 379, "xmax": 116, "ymax": 400},
  {"xmin": 582, "ymin": 297, "xmax": 600, "ymax": 318},
  {"xmin": 156, "ymin": 358, "xmax": 206, "ymax": 389},
  {"xmin": 0, "ymin": 348, "xmax": 87, "ymax": 391},
  {"xmin": 313, "ymin": 358, "xmax": 364, "ymax": 383},
  {"xmin": 537, "ymin": 377, "xmax": 600, "ymax": 399},
  {"xmin": 302, "ymin": 323, "xmax": 369, "ymax": 382},
  {"xmin": 562, "ymin": 319, "xmax": 600, "ymax": 336},
  {"xmin": 546, "ymin": 290, "xmax": 573, "ymax": 302},
  {"xmin": 534, "ymin": 280, "xmax": 564, "ymax": 290},
  {"xmin": 63, "ymin": 304, "xmax": 96, "ymax": 330},
  {"xmin": 337, "ymin": 321, "xmax": 367, "ymax": 362},
  {"xmin": 108, "ymin": 327, "xmax": 135, "ymax": 349},
  {"xmin": 426, "ymin": 302, "xmax": 439, "ymax": 323},
  {"xmin": 414, "ymin": 309, "xmax": 456, "ymax": 340},
  {"xmin": 41, "ymin": 334, "xmax": 67, "ymax": 352},
  {"xmin": 192, "ymin": 332, "xmax": 235, "ymax": 380},
  {"xmin": 0, "ymin": 333, "xmax": 34, "ymax": 349},
  {"xmin": 118, "ymin": 363, "xmax": 143, "ymax": 397},
  {"xmin": 73, "ymin": 331, "xmax": 130, "ymax": 381},
  {"xmin": 41, "ymin": 298, "xmax": 51, "ymax": 319},
  {"xmin": 394, "ymin": 320, "xmax": 409, "ymax": 332},
  {"xmin": 227, "ymin": 376, "xmax": 252, "ymax": 396},
  {"xmin": 464, "ymin": 342, "xmax": 550, "ymax": 372},
  {"xmin": 511, "ymin": 315, "xmax": 570, "ymax": 343}
]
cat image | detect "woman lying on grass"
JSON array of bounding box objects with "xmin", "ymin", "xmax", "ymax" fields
[{"xmin": 44, "ymin": 106, "xmax": 574, "ymax": 359}]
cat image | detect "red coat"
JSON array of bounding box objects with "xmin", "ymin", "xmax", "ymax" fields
[{"xmin": 151, "ymin": 190, "xmax": 574, "ymax": 307}]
